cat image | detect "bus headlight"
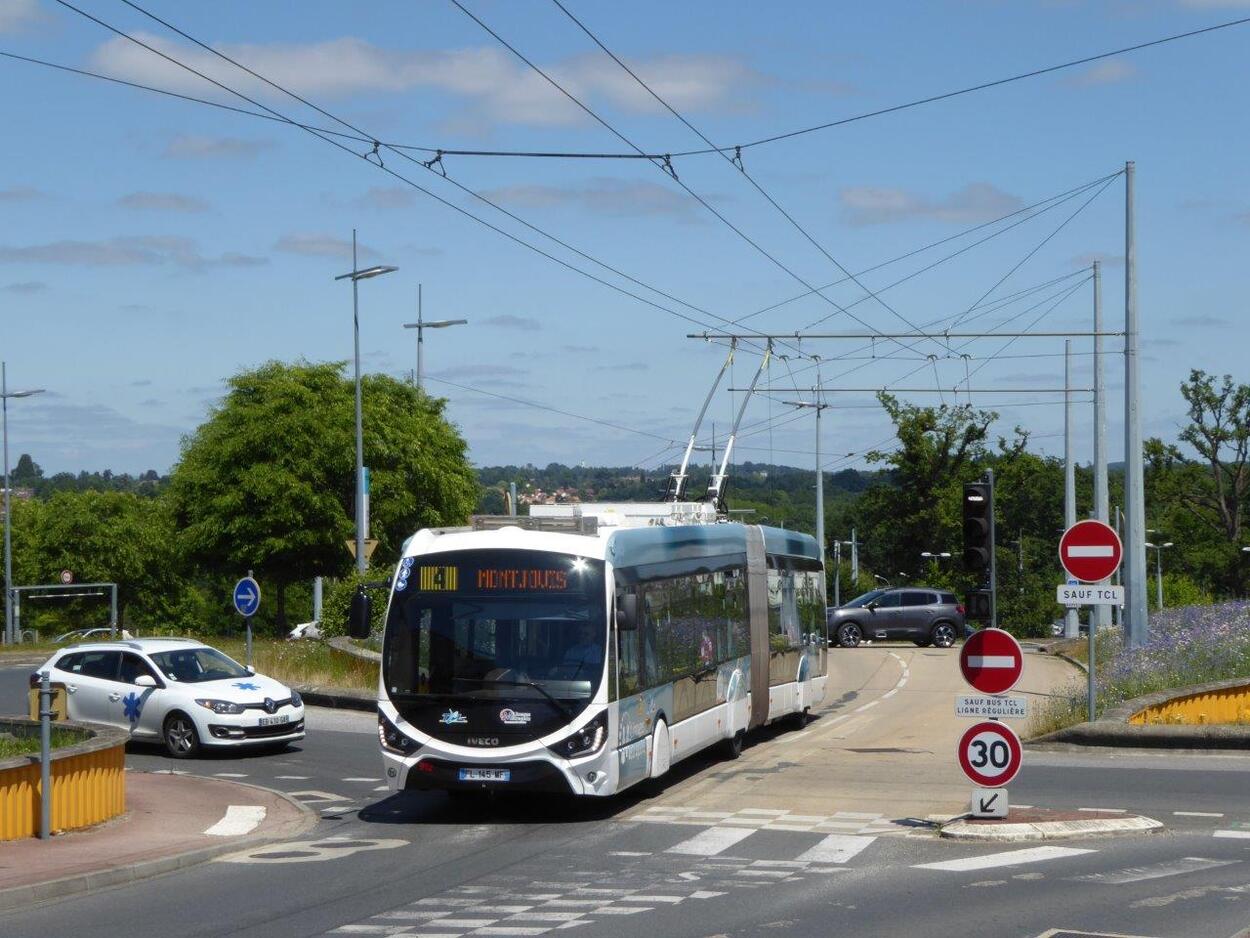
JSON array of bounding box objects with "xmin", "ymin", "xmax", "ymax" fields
[
  {"xmin": 547, "ymin": 712, "xmax": 607, "ymax": 759},
  {"xmin": 378, "ymin": 711, "xmax": 419, "ymax": 755}
]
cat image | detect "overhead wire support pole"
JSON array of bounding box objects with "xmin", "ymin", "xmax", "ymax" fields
[
  {"xmin": 708, "ymin": 343, "xmax": 772, "ymax": 508},
  {"xmin": 669, "ymin": 341, "xmax": 736, "ymax": 501},
  {"xmin": 1064, "ymin": 340, "xmax": 1079, "ymax": 639},
  {"xmin": 1092, "ymin": 260, "xmax": 1111, "ymax": 634},
  {"xmin": 1123, "ymin": 161, "xmax": 1148, "ymax": 648}
]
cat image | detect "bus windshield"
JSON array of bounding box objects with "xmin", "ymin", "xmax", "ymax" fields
[{"xmin": 383, "ymin": 549, "xmax": 606, "ymax": 734}]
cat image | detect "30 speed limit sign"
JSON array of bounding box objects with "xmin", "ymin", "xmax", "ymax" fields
[{"xmin": 957, "ymin": 720, "xmax": 1023, "ymax": 787}]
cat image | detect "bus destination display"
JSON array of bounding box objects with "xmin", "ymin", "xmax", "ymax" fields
[{"xmin": 416, "ymin": 564, "xmax": 573, "ymax": 592}]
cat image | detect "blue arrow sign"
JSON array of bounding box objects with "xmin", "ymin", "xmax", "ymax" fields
[{"xmin": 233, "ymin": 576, "xmax": 261, "ymax": 617}]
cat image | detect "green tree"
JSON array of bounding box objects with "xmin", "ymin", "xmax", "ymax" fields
[
  {"xmin": 168, "ymin": 361, "xmax": 477, "ymax": 628},
  {"xmin": 10, "ymin": 491, "xmax": 183, "ymax": 630}
]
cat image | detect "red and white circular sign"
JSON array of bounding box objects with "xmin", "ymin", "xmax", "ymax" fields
[
  {"xmin": 59, "ymin": 569, "xmax": 73, "ymax": 585},
  {"xmin": 959, "ymin": 628, "xmax": 1023, "ymax": 695},
  {"xmin": 957, "ymin": 720, "xmax": 1023, "ymax": 787},
  {"xmin": 1058, "ymin": 519, "xmax": 1123, "ymax": 583}
]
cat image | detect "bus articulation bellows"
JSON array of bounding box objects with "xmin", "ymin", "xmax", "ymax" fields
[{"xmin": 377, "ymin": 504, "xmax": 827, "ymax": 797}]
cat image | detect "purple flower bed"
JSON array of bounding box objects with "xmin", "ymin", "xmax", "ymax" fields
[{"xmin": 1098, "ymin": 602, "xmax": 1250, "ymax": 706}]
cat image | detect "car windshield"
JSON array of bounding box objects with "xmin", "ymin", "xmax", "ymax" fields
[
  {"xmin": 149, "ymin": 647, "xmax": 250, "ymax": 683},
  {"xmin": 843, "ymin": 589, "xmax": 885, "ymax": 609}
]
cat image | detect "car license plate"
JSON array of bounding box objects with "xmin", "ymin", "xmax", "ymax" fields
[
  {"xmin": 258, "ymin": 714, "xmax": 290, "ymax": 727},
  {"xmin": 458, "ymin": 768, "xmax": 510, "ymax": 782}
]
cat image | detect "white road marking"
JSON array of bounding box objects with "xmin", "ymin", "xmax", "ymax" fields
[
  {"xmin": 795, "ymin": 834, "xmax": 876, "ymax": 865},
  {"xmin": 1174, "ymin": 811, "xmax": 1224, "ymax": 818},
  {"xmin": 204, "ymin": 805, "xmax": 267, "ymax": 837},
  {"xmin": 1214, "ymin": 830, "xmax": 1250, "ymax": 839},
  {"xmin": 275, "ymin": 775, "xmax": 311, "ymax": 780},
  {"xmin": 666, "ymin": 826, "xmax": 756, "ymax": 856},
  {"xmin": 1071, "ymin": 856, "xmax": 1238, "ymax": 884},
  {"xmin": 854, "ymin": 700, "xmax": 879, "ymax": 712},
  {"xmin": 915, "ymin": 846, "xmax": 1094, "ymax": 872},
  {"xmin": 966, "ymin": 655, "xmax": 1017, "ymax": 668},
  {"xmin": 882, "ymin": 689, "xmax": 898, "ymax": 699},
  {"xmin": 213, "ymin": 772, "xmax": 249, "ymax": 778},
  {"xmin": 373, "ymin": 785, "xmax": 390, "ymax": 792},
  {"xmin": 619, "ymin": 894, "xmax": 685, "ymax": 903},
  {"xmin": 287, "ymin": 789, "xmax": 351, "ymax": 803},
  {"xmin": 343, "ymin": 777, "xmax": 381, "ymax": 782},
  {"xmin": 608, "ymin": 851, "xmax": 651, "ymax": 857},
  {"xmin": 473, "ymin": 929, "xmax": 554, "ymax": 937},
  {"xmin": 1078, "ymin": 807, "xmax": 1127, "ymax": 813}
]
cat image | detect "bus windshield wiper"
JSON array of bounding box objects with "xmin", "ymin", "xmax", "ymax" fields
[{"xmin": 454, "ymin": 677, "xmax": 576, "ymax": 722}]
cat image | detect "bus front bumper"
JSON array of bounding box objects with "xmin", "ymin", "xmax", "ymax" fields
[{"xmin": 382, "ymin": 744, "xmax": 617, "ymax": 797}]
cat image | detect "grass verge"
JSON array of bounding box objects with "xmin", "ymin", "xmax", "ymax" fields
[{"xmin": 0, "ymin": 727, "xmax": 81, "ymax": 759}]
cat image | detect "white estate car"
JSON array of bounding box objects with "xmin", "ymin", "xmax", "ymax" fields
[{"xmin": 33, "ymin": 638, "xmax": 305, "ymax": 758}]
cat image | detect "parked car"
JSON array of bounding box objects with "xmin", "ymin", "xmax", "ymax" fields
[
  {"xmin": 827, "ymin": 588, "xmax": 966, "ymax": 648},
  {"xmin": 32, "ymin": 638, "xmax": 305, "ymax": 758}
]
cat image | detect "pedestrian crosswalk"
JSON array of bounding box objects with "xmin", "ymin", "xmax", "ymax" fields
[{"xmin": 631, "ymin": 803, "xmax": 903, "ymax": 836}]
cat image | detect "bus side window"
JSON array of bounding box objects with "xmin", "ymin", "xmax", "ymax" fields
[
  {"xmin": 616, "ymin": 590, "xmax": 641, "ymax": 698},
  {"xmin": 641, "ymin": 592, "xmax": 662, "ymax": 688}
]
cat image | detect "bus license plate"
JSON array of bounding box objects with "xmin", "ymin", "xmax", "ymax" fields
[
  {"xmin": 459, "ymin": 768, "xmax": 510, "ymax": 782},
  {"xmin": 258, "ymin": 715, "xmax": 289, "ymax": 727}
]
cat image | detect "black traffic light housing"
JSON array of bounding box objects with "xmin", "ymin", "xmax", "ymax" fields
[
  {"xmin": 348, "ymin": 587, "xmax": 372, "ymax": 639},
  {"xmin": 965, "ymin": 589, "xmax": 992, "ymax": 621},
  {"xmin": 962, "ymin": 482, "xmax": 994, "ymax": 574}
]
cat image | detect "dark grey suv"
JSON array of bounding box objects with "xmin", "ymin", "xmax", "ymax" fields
[{"xmin": 827, "ymin": 588, "xmax": 966, "ymax": 648}]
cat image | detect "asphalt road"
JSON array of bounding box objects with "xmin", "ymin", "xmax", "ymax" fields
[{"xmin": 4, "ymin": 654, "xmax": 1250, "ymax": 938}]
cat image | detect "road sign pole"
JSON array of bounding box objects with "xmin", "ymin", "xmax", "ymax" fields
[
  {"xmin": 986, "ymin": 468, "xmax": 997, "ymax": 630},
  {"xmin": 246, "ymin": 567, "xmax": 253, "ymax": 669},
  {"xmin": 1064, "ymin": 342, "xmax": 1079, "ymax": 640},
  {"xmin": 1088, "ymin": 615, "xmax": 1096, "ymax": 722}
]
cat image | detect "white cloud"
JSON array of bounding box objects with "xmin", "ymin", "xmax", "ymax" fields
[
  {"xmin": 1063, "ymin": 60, "xmax": 1136, "ymax": 88},
  {"xmin": 482, "ymin": 315, "xmax": 542, "ymax": 330},
  {"xmin": 0, "ymin": 235, "xmax": 265, "ymax": 269},
  {"xmin": 482, "ymin": 178, "xmax": 707, "ymax": 221},
  {"xmin": 163, "ymin": 134, "xmax": 275, "ymax": 160},
  {"xmin": 1170, "ymin": 314, "xmax": 1231, "ymax": 328},
  {"xmin": 118, "ymin": 191, "xmax": 210, "ymax": 213},
  {"xmin": 0, "ymin": 0, "xmax": 42, "ymax": 33},
  {"xmin": 0, "ymin": 186, "xmax": 45, "ymax": 202},
  {"xmin": 88, "ymin": 33, "xmax": 765, "ymax": 126},
  {"xmin": 273, "ymin": 233, "xmax": 377, "ymax": 260},
  {"xmin": 840, "ymin": 182, "xmax": 1024, "ymax": 227},
  {"xmin": 356, "ymin": 187, "xmax": 417, "ymax": 210},
  {"xmin": 3, "ymin": 280, "xmax": 46, "ymax": 293}
]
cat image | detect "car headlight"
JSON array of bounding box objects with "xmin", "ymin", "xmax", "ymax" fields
[
  {"xmin": 378, "ymin": 711, "xmax": 419, "ymax": 755},
  {"xmin": 289, "ymin": 690, "xmax": 303, "ymax": 708},
  {"xmin": 547, "ymin": 711, "xmax": 608, "ymax": 760},
  {"xmin": 195, "ymin": 699, "xmax": 245, "ymax": 715}
]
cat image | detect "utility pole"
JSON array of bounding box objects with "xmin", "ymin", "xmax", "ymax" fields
[
  {"xmin": 1122, "ymin": 161, "xmax": 1148, "ymax": 647},
  {"xmin": 1092, "ymin": 260, "xmax": 1111, "ymax": 634},
  {"xmin": 851, "ymin": 527, "xmax": 859, "ymax": 586},
  {"xmin": 1064, "ymin": 340, "xmax": 1079, "ymax": 639},
  {"xmin": 833, "ymin": 539, "xmax": 841, "ymax": 607}
]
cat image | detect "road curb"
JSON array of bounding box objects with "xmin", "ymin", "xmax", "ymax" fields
[
  {"xmin": 0, "ymin": 775, "xmax": 319, "ymax": 913},
  {"xmin": 940, "ymin": 814, "xmax": 1164, "ymax": 842},
  {"xmin": 294, "ymin": 684, "xmax": 376, "ymax": 711}
]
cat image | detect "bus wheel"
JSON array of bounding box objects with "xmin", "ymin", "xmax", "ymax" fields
[
  {"xmin": 723, "ymin": 730, "xmax": 745, "ymax": 760},
  {"xmin": 650, "ymin": 720, "xmax": 671, "ymax": 779}
]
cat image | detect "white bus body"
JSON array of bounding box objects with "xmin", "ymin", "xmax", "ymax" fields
[{"xmin": 377, "ymin": 509, "xmax": 826, "ymax": 797}]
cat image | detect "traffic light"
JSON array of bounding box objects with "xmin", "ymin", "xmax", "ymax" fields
[
  {"xmin": 965, "ymin": 589, "xmax": 992, "ymax": 621},
  {"xmin": 962, "ymin": 481, "xmax": 993, "ymax": 574},
  {"xmin": 348, "ymin": 587, "xmax": 372, "ymax": 639}
]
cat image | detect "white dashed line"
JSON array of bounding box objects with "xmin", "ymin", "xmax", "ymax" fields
[
  {"xmin": 795, "ymin": 834, "xmax": 876, "ymax": 865},
  {"xmin": 204, "ymin": 805, "xmax": 266, "ymax": 837},
  {"xmin": 1071, "ymin": 856, "xmax": 1237, "ymax": 884},
  {"xmin": 1214, "ymin": 830, "xmax": 1250, "ymax": 839},
  {"xmin": 1174, "ymin": 811, "xmax": 1224, "ymax": 818},
  {"xmin": 213, "ymin": 772, "xmax": 249, "ymax": 778},
  {"xmin": 1078, "ymin": 807, "xmax": 1127, "ymax": 813},
  {"xmin": 343, "ymin": 777, "xmax": 381, "ymax": 782},
  {"xmin": 275, "ymin": 775, "xmax": 311, "ymax": 780},
  {"xmin": 666, "ymin": 826, "xmax": 756, "ymax": 856}
]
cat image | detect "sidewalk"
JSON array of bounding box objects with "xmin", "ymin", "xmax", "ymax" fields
[{"xmin": 0, "ymin": 772, "xmax": 316, "ymax": 911}]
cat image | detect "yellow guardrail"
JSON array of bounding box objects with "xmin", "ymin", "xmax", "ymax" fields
[
  {"xmin": 0, "ymin": 726, "xmax": 126, "ymax": 840},
  {"xmin": 1130, "ymin": 684, "xmax": 1250, "ymax": 726}
]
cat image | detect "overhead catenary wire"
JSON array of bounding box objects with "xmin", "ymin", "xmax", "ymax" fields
[{"xmin": 66, "ymin": 0, "xmax": 788, "ymax": 362}]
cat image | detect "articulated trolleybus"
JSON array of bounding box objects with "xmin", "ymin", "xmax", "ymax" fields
[{"xmin": 377, "ymin": 502, "xmax": 827, "ymax": 797}]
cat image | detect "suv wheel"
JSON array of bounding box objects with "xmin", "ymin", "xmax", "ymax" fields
[
  {"xmin": 930, "ymin": 622, "xmax": 957, "ymax": 649},
  {"xmin": 837, "ymin": 623, "xmax": 863, "ymax": 648}
]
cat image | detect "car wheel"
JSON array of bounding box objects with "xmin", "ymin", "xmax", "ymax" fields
[
  {"xmin": 913, "ymin": 638, "xmax": 931, "ymax": 647},
  {"xmin": 930, "ymin": 622, "xmax": 957, "ymax": 649},
  {"xmin": 163, "ymin": 712, "xmax": 201, "ymax": 759},
  {"xmin": 723, "ymin": 730, "xmax": 745, "ymax": 760},
  {"xmin": 837, "ymin": 623, "xmax": 863, "ymax": 648}
]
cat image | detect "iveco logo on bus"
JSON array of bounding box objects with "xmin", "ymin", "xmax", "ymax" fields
[{"xmin": 466, "ymin": 736, "xmax": 501, "ymax": 747}]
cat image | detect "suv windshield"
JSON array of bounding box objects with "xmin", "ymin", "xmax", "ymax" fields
[
  {"xmin": 843, "ymin": 589, "xmax": 885, "ymax": 609},
  {"xmin": 383, "ymin": 549, "xmax": 606, "ymax": 738},
  {"xmin": 150, "ymin": 647, "xmax": 250, "ymax": 683}
]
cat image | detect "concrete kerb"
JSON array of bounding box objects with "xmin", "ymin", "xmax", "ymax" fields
[
  {"xmin": 0, "ymin": 776, "xmax": 320, "ymax": 913},
  {"xmin": 941, "ymin": 814, "xmax": 1164, "ymax": 842},
  {"xmin": 295, "ymin": 683, "xmax": 376, "ymax": 711},
  {"xmin": 1031, "ymin": 677, "xmax": 1250, "ymax": 750}
]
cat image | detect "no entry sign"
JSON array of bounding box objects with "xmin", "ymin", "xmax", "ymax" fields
[
  {"xmin": 959, "ymin": 628, "xmax": 1023, "ymax": 695},
  {"xmin": 957, "ymin": 720, "xmax": 1023, "ymax": 787},
  {"xmin": 1058, "ymin": 519, "xmax": 1123, "ymax": 583}
]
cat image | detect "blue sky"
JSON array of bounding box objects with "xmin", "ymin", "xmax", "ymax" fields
[{"xmin": 0, "ymin": 0, "xmax": 1247, "ymax": 478}]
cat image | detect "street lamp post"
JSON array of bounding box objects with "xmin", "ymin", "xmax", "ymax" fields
[
  {"xmin": 920, "ymin": 551, "xmax": 952, "ymax": 561},
  {"xmin": 1144, "ymin": 541, "xmax": 1174, "ymax": 612},
  {"xmin": 2, "ymin": 363, "xmax": 45, "ymax": 644},
  {"xmin": 873, "ymin": 574, "xmax": 890, "ymax": 588},
  {"xmin": 403, "ymin": 284, "xmax": 468, "ymax": 392},
  {"xmin": 335, "ymin": 230, "xmax": 398, "ymax": 575}
]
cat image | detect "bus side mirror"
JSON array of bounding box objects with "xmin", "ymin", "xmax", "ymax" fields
[
  {"xmin": 348, "ymin": 589, "xmax": 372, "ymax": 640},
  {"xmin": 616, "ymin": 594, "xmax": 638, "ymax": 631}
]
